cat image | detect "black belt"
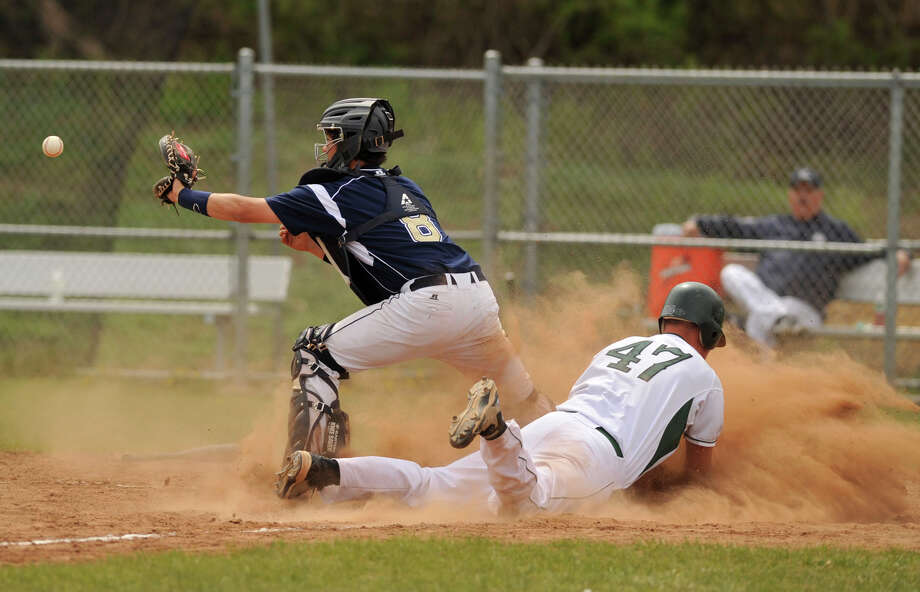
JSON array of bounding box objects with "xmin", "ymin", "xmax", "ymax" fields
[{"xmin": 408, "ymin": 267, "xmax": 486, "ymax": 292}]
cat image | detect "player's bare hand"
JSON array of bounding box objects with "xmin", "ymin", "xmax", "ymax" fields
[
  {"xmin": 682, "ymin": 219, "xmax": 701, "ymax": 237},
  {"xmin": 280, "ymin": 226, "xmax": 324, "ymax": 259},
  {"xmin": 279, "ymin": 225, "xmax": 294, "ymax": 248}
]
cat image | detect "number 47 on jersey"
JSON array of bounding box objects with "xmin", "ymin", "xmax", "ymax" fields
[{"xmin": 606, "ymin": 340, "xmax": 691, "ymax": 382}]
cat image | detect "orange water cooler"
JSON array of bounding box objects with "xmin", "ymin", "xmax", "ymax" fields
[{"xmin": 646, "ymin": 224, "xmax": 724, "ymax": 318}]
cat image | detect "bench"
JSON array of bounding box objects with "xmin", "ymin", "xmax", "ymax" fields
[
  {"xmin": 0, "ymin": 250, "xmax": 292, "ymax": 370},
  {"xmin": 789, "ymin": 258, "xmax": 920, "ymax": 340}
]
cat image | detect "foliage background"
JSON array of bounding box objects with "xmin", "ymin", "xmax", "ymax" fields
[{"xmin": 3, "ymin": 1, "xmax": 920, "ymax": 69}]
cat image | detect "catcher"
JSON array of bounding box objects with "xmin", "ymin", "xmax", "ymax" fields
[{"xmin": 153, "ymin": 98, "xmax": 553, "ymax": 498}]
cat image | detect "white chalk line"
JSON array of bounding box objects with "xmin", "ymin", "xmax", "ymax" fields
[
  {"xmin": 2, "ymin": 524, "xmax": 367, "ymax": 548},
  {"xmin": 0, "ymin": 532, "xmax": 176, "ymax": 548},
  {"xmin": 242, "ymin": 527, "xmax": 304, "ymax": 534}
]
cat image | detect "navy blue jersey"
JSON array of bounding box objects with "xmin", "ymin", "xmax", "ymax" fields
[
  {"xmin": 696, "ymin": 211, "xmax": 876, "ymax": 312},
  {"xmin": 266, "ymin": 167, "xmax": 477, "ymax": 304}
]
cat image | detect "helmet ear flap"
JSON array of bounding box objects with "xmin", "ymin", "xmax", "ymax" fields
[
  {"xmin": 658, "ymin": 281, "xmax": 727, "ymax": 349},
  {"xmin": 361, "ymin": 99, "xmax": 402, "ymax": 154},
  {"xmin": 699, "ymin": 326, "xmax": 717, "ymax": 350}
]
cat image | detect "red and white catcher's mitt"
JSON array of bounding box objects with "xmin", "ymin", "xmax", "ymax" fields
[{"xmin": 152, "ymin": 132, "xmax": 206, "ymax": 207}]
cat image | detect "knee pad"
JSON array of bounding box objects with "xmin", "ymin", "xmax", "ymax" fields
[
  {"xmin": 291, "ymin": 323, "xmax": 349, "ymax": 380},
  {"xmin": 286, "ymin": 324, "xmax": 351, "ymax": 458}
]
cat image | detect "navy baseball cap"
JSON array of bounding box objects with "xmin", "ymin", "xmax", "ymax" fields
[{"xmin": 789, "ymin": 167, "xmax": 822, "ymax": 187}]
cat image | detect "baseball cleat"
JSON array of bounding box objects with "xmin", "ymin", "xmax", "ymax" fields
[
  {"xmin": 448, "ymin": 377, "xmax": 507, "ymax": 449},
  {"xmin": 275, "ymin": 450, "xmax": 314, "ymax": 499}
]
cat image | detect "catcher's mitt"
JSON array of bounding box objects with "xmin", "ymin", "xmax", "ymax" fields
[{"xmin": 153, "ymin": 132, "xmax": 205, "ymax": 208}]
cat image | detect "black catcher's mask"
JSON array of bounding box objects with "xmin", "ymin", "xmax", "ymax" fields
[{"xmin": 315, "ymin": 98, "xmax": 404, "ymax": 170}]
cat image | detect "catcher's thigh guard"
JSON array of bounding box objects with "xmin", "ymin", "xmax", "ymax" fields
[{"xmin": 286, "ymin": 325, "xmax": 350, "ymax": 458}]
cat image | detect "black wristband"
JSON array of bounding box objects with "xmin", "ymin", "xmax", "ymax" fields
[{"xmin": 177, "ymin": 188, "xmax": 211, "ymax": 216}]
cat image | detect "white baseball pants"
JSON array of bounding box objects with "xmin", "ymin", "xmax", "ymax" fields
[
  {"xmin": 720, "ymin": 264, "xmax": 822, "ymax": 346},
  {"xmin": 321, "ymin": 411, "xmax": 624, "ymax": 514},
  {"xmin": 318, "ymin": 273, "xmax": 535, "ymax": 404}
]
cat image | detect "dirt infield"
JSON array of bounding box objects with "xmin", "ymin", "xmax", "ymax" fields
[
  {"xmin": 1, "ymin": 449, "xmax": 918, "ymax": 565},
  {"xmin": 3, "ymin": 273, "xmax": 919, "ymax": 565}
]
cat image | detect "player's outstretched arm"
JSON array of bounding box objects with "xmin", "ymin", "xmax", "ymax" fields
[
  {"xmin": 205, "ymin": 192, "xmax": 280, "ymax": 223},
  {"xmin": 164, "ymin": 177, "xmax": 280, "ymax": 224}
]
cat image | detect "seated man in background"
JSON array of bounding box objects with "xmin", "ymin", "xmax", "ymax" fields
[
  {"xmin": 682, "ymin": 167, "xmax": 910, "ymax": 346},
  {"xmin": 276, "ymin": 282, "xmax": 725, "ymax": 516}
]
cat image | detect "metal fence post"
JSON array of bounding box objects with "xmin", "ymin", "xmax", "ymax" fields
[
  {"xmin": 235, "ymin": 47, "xmax": 255, "ymax": 377},
  {"xmin": 524, "ymin": 57, "xmax": 544, "ymax": 298},
  {"xmin": 884, "ymin": 70, "xmax": 904, "ymax": 384},
  {"xmin": 257, "ymin": 0, "xmax": 278, "ymax": 198},
  {"xmin": 482, "ymin": 50, "xmax": 502, "ymax": 279},
  {"xmin": 257, "ymin": 0, "xmax": 285, "ymax": 369}
]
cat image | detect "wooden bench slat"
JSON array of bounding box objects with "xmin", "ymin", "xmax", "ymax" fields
[
  {"xmin": 0, "ymin": 297, "xmax": 260, "ymax": 316},
  {"xmin": 0, "ymin": 251, "xmax": 291, "ymax": 303}
]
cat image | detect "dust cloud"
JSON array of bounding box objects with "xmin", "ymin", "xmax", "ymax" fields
[{"xmin": 146, "ymin": 268, "xmax": 920, "ymax": 525}]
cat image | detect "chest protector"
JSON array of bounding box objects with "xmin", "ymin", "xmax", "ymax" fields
[{"xmin": 297, "ymin": 166, "xmax": 434, "ymax": 306}]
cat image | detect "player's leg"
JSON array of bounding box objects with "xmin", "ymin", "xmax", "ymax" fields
[
  {"xmin": 433, "ymin": 282, "xmax": 553, "ymax": 424},
  {"xmin": 321, "ymin": 288, "xmax": 466, "ymax": 370},
  {"xmin": 480, "ymin": 412, "xmax": 622, "ymax": 515},
  {"xmin": 720, "ymin": 263, "xmax": 786, "ymax": 345},
  {"xmin": 280, "ymin": 285, "xmax": 508, "ymax": 499},
  {"xmin": 284, "ymin": 324, "xmax": 351, "ymax": 466},
  {"xmin": 451, "ymin": 378, "xmax": 622, "ymax": 515},
  {"xmin": 277, "ymin": 447, "xmax": 494, "ymax": 507},
  {"xmin": 320, "ymin": 277, "xmax": 548, "ymax": 422},
  {"xmin": 324, "ymin": 451, "xmax": 493, "ymax": 507},
  {"xmin": 279, "ymin": 282, "xmax": 520, "ymax": 498},
  {"xmin": 282, "ymin": 289, "xmax": 456, "ymax": 480},
  {"xmin": 442, "ymin": 328, "xmax": 548, "ymax": 406}
]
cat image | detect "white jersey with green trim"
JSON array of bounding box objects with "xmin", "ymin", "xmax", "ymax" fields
[
  {"xmin": 556, "ymin": 332, "xmax": 724, "ymax": 487},
  {"xmin": 324, "ymin": 332, "xmax": 722, "ymax": 514}
]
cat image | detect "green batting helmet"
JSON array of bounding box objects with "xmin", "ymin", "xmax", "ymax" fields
[{"xmin": 658, "ymin": 281, "xmax": 727, "ymax": 349}]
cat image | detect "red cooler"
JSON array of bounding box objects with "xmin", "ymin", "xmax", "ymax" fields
[{"xmin": 646, "ymin": 224, "xmax": 724, "ymax": 318}]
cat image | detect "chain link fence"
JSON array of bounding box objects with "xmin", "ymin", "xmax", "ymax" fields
[
  {"xmin": 492, "ymin": 63, "xmax": 919, "ymax": 386},
  {"xmin": 1, "ymin": 52, "xmax": 917, "ymax": 385}
]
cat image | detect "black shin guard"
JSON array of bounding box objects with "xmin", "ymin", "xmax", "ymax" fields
[{"xmin": 285, "ymin": 386, "xmax": 350, "ymax": 458}]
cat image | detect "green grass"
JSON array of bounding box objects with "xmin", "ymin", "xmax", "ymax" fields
[
  {"xmin": 0, "ymin": 376, "xmax": 270, "ymax": 453},
  {"xmin": 0, "ymin": 357, "xmax": 452, "ymax": 456},
  {"xmin": 2, "ymin": 538, "xmax": 919, "ymax": 591}
]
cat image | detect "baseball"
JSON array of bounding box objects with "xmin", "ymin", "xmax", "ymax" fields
[{"xmin": 42, "ymin": 135, "xmax": 64, "ymax": 158}]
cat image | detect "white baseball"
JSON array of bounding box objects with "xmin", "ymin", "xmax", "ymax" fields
[{"xmin": 42, "ymin": 135, "xmax": 64, "ymax": 158}]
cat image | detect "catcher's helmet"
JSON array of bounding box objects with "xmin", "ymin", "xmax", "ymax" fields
[
  {"xmin": 658, "ymin": 281, "xmax": 727, "ymax": 349},
  {"xmin": 315, "ymin": 98, "xmax": 404, "ymax": 170}
]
